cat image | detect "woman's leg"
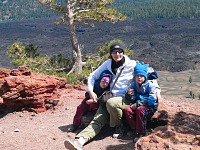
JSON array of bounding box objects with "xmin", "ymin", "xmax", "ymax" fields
[
  {"xmin": 65, "ymin": 105, "xmax": 110, "ymax": 149},
  {"xmin": 106, "ymin": 96, "xmax": 130, "ymax": 127}
]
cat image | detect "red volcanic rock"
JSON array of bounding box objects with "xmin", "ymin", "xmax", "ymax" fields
[
  {"xmin": 0, "ymin": 68, "xmax": 11, "ymax": 78},
  {"xmin": 74, "ymin": 84, "xmax": 86, "ymax": 91},
  {"xmin": 10, "ymin": 66, "xmax": 31, "ymax": 76},
  {"xmin": 0, "ymin": 66, "xmax": 66, "ymax": 113}
]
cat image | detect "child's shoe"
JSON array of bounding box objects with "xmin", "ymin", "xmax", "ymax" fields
[
  {"xmin": 133, "ymin": 133, "xmax": 146, "ymax": 143},
  {"xmin": 67, "ymin": 125, "xmax": 78, "ymax": 132},
  {"xmin": 127, "ymin": 129, "xmax": 135, "ymax": 137}
]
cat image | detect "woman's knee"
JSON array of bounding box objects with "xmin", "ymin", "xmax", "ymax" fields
[{"xmin": 106, "ymin": 97, "xmax": 118, "ymax": 108}]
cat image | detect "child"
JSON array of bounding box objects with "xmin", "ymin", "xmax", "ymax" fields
[
  {"xmin": 124, "ymin": 63, "xmax": 159, "ymax": 142},
  {"xmin": 67, "ymin": 70, "xmax": 112, "ymax": 132}
]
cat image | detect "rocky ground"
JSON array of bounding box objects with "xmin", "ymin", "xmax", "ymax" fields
[
  {"xmin": 0, "ymin": 89, "xmax": 200, "ymax": 150},
  {"xmin": 0, "ymin": 67, "xmax": 200, "ymax": 150}
]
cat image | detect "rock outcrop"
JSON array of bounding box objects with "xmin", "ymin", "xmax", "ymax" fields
[{"xmin": 0, "ymin": 66, "xmax": 67, "ymax": 113}]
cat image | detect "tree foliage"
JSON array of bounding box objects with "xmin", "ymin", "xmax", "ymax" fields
[{"xmin": 113, "ymin": 0, "xmax": 200, "ymax": 19}]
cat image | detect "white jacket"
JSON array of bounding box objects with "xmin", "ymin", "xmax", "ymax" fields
[{"xmin": 87, "ymin": 55, "xmax": 136, "ymax": 97}]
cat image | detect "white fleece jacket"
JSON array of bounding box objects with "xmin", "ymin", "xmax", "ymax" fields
[{"xmin": 87, "ymin": 55, "xmax": 136, "ymax": 97}]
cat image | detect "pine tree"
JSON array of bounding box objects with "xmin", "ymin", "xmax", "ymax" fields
[{"xmin": 38, "ymin": 0, "xmax": 125, "ymax": 74}]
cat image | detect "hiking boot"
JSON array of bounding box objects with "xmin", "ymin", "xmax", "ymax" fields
[
  {"xmin": 127, "ymin": 129, "xmax": 135, "ymax": 137},
  {"xmin": 67, "ymin": 125, "xmax": 78, "ymax": 132},
  {"xmin": 112, "ymin": 124, "xmax": 125, "ymax": 138},
  {"xmin": 133, "ymin": 133, "xmax": 146, "ymax": 143},
  {"xmin": 64, "ymin": 139, "xmax": 83, "ymax": 150}
]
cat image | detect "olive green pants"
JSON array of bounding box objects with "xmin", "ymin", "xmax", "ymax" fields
[
  {"xmin": 75, "ymin": 96, "xmax": 129, "ymax": 143},
  {"xmin": 106, "ymin": 96, "xmax": 130, "ymax": 127}
]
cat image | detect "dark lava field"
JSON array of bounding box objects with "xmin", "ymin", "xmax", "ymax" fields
[{"xmin": 0, "ymin": 17, "xmax": 200, "ymax": 72}]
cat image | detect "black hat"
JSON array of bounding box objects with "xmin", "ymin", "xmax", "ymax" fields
[{"xmin": 110, "ymin": 42, "xmax": 124, "ymax": 54}]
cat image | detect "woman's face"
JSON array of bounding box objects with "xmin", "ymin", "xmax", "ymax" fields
[{"xmin": 111, "ymin": 50, "xmax": 124, "ymax": 62}]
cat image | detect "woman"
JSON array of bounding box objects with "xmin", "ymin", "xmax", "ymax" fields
[{"xmin": 64, "ymin": 42, "xmax": 136, "ymax": 149}]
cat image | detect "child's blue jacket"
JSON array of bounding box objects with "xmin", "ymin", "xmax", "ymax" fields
[{"xmin": 125, "ymin": 80, "xmax": 158, "ymax": 111}]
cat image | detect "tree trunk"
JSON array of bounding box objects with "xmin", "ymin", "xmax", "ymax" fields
[{"xmin": 67, "ymin": 1, "xmax": 83, "ymax": 75}]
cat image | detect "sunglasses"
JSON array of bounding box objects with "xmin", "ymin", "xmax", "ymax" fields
[{"xmin": 111, "ymin": 50, "xmax": 123, "ymax": 54}]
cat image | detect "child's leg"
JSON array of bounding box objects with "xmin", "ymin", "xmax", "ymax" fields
[
  {"xmin": 135, "ymin": 106, "xmax": 154, "ymax": 134},
  {"xmin": 73, "ymin": 98, "xmax": 90, "ymax": 126},
  {"xmin": 89, "ymin": 103, "xmax": 99, "ymax": 111},
  {"xmin": 124, "ymin": 106, "xmax": 136, "ymax": 129}
]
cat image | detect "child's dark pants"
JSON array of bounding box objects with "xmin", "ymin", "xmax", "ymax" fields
[
  {"xmin": 73, "ymin": 98, "xmax": 99, "ymax": 126},
  {"xmin": 124, "ymin": 105, "xmax": 154, "ymax": 133}
]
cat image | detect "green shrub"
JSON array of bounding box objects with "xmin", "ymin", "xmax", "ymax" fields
[
  {"xmin": 189, "ymin": 91, "xmax": 193, "ymax": 97},
  {"xmin": 192, "ymin": 93, "xmax": 195, "ymax": 99},
  {"xmin": 189, "ymin": 76, "xmax": 192, "ymax": 83},
  {"xmin": 6, "ymin": 39, "xmax": 133, "ymax": 85}
]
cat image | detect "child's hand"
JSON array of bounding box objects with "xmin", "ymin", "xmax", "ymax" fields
[
  {"xmin": 127, "ymin": 88, "xmax": 134, "ymax": 95},
  {"xmin": 86, "ymin": 99, "xmax": 97, "ymax": 105},
  {"xmin": 130, "ymin": 104, "xmax": 136, "ymax": 110}
]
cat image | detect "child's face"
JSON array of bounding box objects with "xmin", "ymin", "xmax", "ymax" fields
[
  {"xmin": 135, "ymin": 75, "xmax": 145, "ymax": 84},
  {"xmin": 100, "ymin": 80, "xmax": 109, "ymax": 88}
]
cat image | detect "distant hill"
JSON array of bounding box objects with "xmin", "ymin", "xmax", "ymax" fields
[
  {"xmin": 0, "ymin": 0, "xmax": 54, "ymax": 21},
  {"xmin": 0, "ymin": 0, "xmax": 200, "ymax": 21}
]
